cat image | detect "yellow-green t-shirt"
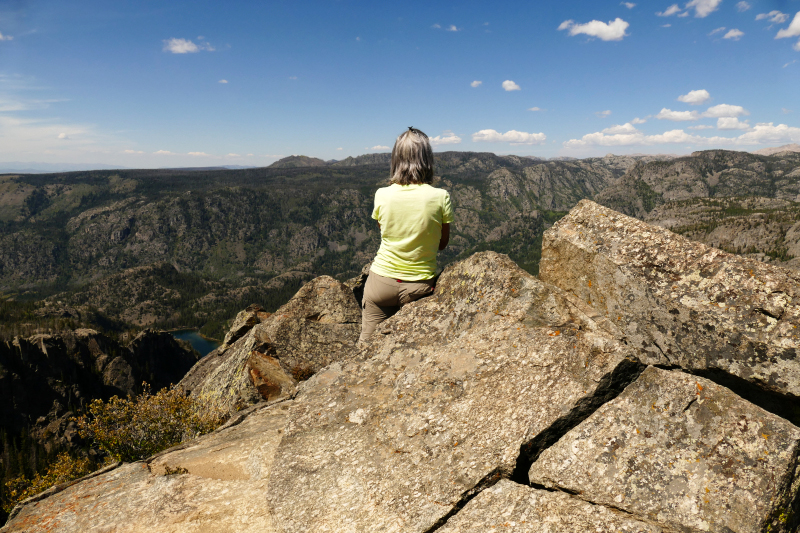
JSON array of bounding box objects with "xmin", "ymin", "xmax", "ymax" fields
[{"xmin": 370, "ymin": 183, "xmax": 454, "ymax": 280}]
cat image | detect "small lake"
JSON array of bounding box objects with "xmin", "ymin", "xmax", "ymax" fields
[{"xmin": 171, "ymin": 330, "xmax": 221, "ymax": 357}]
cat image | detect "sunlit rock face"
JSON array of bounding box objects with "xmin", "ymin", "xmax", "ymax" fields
[{"xmin": 6, "ymin": 202, "xmax": 800, "ymax": 533}]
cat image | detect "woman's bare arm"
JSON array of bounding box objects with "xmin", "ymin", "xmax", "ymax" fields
[{"xmin": 439, "ymin": 223, "xmax": 450, "ymax": 250}]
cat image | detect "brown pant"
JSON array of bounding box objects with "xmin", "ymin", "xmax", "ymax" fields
[{"xmin": 359, "ymin": 271, "xmax": 434, "ymax": 342}]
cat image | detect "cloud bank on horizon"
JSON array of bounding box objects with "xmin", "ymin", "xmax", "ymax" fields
[{"xmin": 0, "ymin": 0, "xmax": 798, "ymax": 166}]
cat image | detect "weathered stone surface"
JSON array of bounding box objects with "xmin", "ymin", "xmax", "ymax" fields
[
  {"xmin": 265, "ymin": 252, "xmax": 643, "ymax": 532},
  {"xmin": 529, "ymin": 366, "xmax": 800, "ymax": 533},
  {"xmin": 219, "ymin": 303, "xmax": 270, "ymax": 352},
  {"xmin": 541, "ymin": 199, "xmax": 800, "ymax": 406},
  {"xmin": 179, "ymin": 275, "xmax": 360, "ymax": 413},
  {"xmin": 2, "ymin": 404, "xmax": 290, "ymax": 533},
  {"xmin": 437, "ymin": 479, "xmax": 664, "ymax": 532}
]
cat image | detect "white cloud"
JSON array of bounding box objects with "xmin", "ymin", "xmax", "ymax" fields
[
  {"xmin": 602, "ymin": 123, "xmax": 639, "ymax": 134},
  {"xmin": 471, "ymin": 129, "xmax": 547, "ymax": 145},
  {"xmin": 631, "ymin": 117, "xmax": 647, "ymax": 124},
  {"xmin": 662, "ymin": 24, "xmax": 672, "ymax": 27},
  {"xmin": 227, "ymin": 153, "xmax": 240, "ymax": 157},
  {"xmin": 336, "ymin": 147, "xmax": 343, "ymax": 150},
  {"xmin": 656, "ymin": 108, "xmax": 701, "ymax": 121},
  {"xmin": 596, "ymin": 110, "xmax": 612, "ymax": 118},
  {"xmin": 736, "ymin": 1, "xmax": 751, "ymax": 12},
  {"xmin": 776, "ymin": 12, "xmax": 800, "ymax": 41},
  {"xmin": 155, "ymin": 150, "xmax": 175, "ymax": 155},
  {"xmin": 446, "ymin": 25, "xmax": 460, "ymax": 32},
  {"xmin": 188, "ymin": 151, "xmax": 211, "ymax": 156},
  {"xmin": 431, "ymin": 23, "xmax": 441, "ymax": 29},
  {"xmin": 430, "ymin": 131, "xmax": 462, "ymax": 146},
  {"xmin": 564, "ymin": 122, "xmax": 800, "ymax": 149},
  {"xmin": 709, "ymin": 27, "xmax": 726, "ymax": 35},
  {"xmin": 703, "ymin": 104, "xmax": 749, "ymax": 117},
  {"xmin": 528, "ymin": 107, "xmax": 541, "ymax": 111},
  {"xmin": 502, "ymin": 80, "xmax": 521, "ymax": 91},
  {"xmin": 688, "ymin": 124, "xmax": 715, "ymax": 130},
  {"xmin": 558, "ymin": 18, "xmax": 629, "ymax": 41},
  {"xmin": 717, "ymin": 117, "xmax": 751, "ymax": 130},
  {"xmin": 163, "ymin": 38, "xmax": 199, "ymax": 54},
  {"xmin": 471, "ymin": 80, "xmax": 482, "ymax": 87},
  {"xmin": 723, "ymin": 28, "xmax": 744, "ymax": 40},
  {"xmin": 370, "ymin": 145, "xmax": 390, "ymax": 150},
  {"xmin": 685, "ymin": 0, "xmax": 723, "ymax": 18},
  {"xmin": 124, "ymin": 149, "xmax": 145, "ymax": 154},
  {"xmin": 783, "ymin": 108, "xmax": 793, "ymax": 114},
  {"xmin": 678, "ymin": 89, "xmax": 710, "ymax": 105},
  {"xmin": 0, "ymin": 32, "xmax": 13, "ymax": 41},
  {"xmin": 657, "ymin": 4, "xmax": 682, "ymax": 16},
  {"xmin": 784, "ymin": 60, "xmax": 797, "ymax": 68},
  {"xmin": 622, "ymin": 2, "xmax": 636, "ymax": 8},
  {"xmin": 219, "ymin": 79, "xmax": 228, "ymax": 84},
  {"xmin": 737, "ymin": 122, "xmax": 800, "ymax": 144},
  {"xmin": 58, "ymin": 132, "xmax": 69, "ymax": 139},
  {"xmin": 756, "ymin": 11, "xmax": 789, "ymax": 24}
]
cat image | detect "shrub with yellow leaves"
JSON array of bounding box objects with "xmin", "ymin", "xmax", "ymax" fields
[
  {"xmin": 77, "ymin": 385, "xmax": 227, "ymax": 463},
  {"xmin": 2, "ymin": 453, "xmax": 95, "ymax": 514}
]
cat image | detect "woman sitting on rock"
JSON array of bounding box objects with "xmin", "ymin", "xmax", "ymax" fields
[{"xmin": 360, "ymin": 127, "xmax": 454, "ymax": 342}]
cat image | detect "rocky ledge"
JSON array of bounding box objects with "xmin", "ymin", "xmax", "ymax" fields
[{"xmin": 4, "ymin": 200, "xmax": 800, "ymax": 533}]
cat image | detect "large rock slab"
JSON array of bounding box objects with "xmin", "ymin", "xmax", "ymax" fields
[
  {"xmin": 180, "ymin": 275, "xmax": 360, "ymax": 413},
  {"xmin": 2, "ymin": 404, "xmax": 291, "ymax": 533},
  {"xmin": 541, "ymin": 199, "xmax": 800, "ymax": 409},
  {"xmin": 265, "ymin": 252, "xmax": 644, "ymax": 532},
  {"xmin": 529, "ymin": 366, "xmax": 800, "ymax": 533},
  {"xmin": 437, "ymin": 479, "xmax": 664, "ymax": 532}
]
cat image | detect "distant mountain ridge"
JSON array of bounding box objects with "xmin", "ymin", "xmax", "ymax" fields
[{"xmin": 752, "ymin": 144, "xmax": 800, "ymax": 156}]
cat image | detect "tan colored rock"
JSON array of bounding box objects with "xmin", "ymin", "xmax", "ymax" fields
[
  {"xmin": 529, "ymin": 366, "xmax": 800, "ymax": 533},
  {"xmin": 179, "ymin": 275, "xmax": 360, "ymax": 414},
  {"xmin": 437, "ymin": 479, "xmax": 664, "ymax": 533},
  {"xmin": 219, "ymin": 303, "xmax": 270, "ymax": 352},
  {"xmin": 265, "ymin": 252, "xmax": 643, "ymax": 532},
  {"xmin": 541, "ymin": 199, "xmax": 800, "ymax": 409},
  {"xmin": 2, "ymin": 404, "xmax": 290, "ymax": 533}
]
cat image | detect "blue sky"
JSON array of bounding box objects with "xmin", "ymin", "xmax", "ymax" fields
[{"xmin": 1, "ymin": 0, "xmax": 799, "ymax": 168}]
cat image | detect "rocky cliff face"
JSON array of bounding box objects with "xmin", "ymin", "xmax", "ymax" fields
[
  {"xmin": 6, "ymin": 200, "xmax": 800, "ymax": 532},
  {"xmin": 0, "ymin": 329, "xmax": 200, "ymax": 452}
]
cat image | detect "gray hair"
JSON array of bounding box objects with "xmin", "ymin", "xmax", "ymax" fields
[{"xmin": 390, "ymin": 127, "xmax": 434, "ymax": 185}]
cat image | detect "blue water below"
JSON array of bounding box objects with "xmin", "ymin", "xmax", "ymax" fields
[{"xmin": 171, "ymin": 330, "xmax": 221, "ymax": 357}]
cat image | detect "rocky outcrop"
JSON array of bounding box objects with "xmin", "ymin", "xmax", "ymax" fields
[
  {"xmin": 7, "ymin": 202, "xmax": 800, "ymax": 532},
  {"xmin": 541, "ymin": 200, "xmax": 800, "ymax": 421},
  {"xmin": 179, "ymin": 275, "xmax": 361, "ymax": 414}
]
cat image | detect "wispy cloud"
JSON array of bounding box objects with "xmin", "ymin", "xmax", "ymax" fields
[
  {"xmin": 502, "ymin": 80, "xmax": 521, "ymax": 91},
  {"xmin": 471, "ymin": 80, "xmax": 482, "ymax": 88},
  {"xmin": 756, "ymin": 11, "xmax": 788, "ymax": 24},
  {"xmin": 124, "ymin": 149, "xmax": 145, "ymax": 154},
  {"xmin": 430, "ymin": 131, "xmax": 462, "ymax": 146},
  {"xmin": 370, "ymin": 145, "xmax": 389, "ymax": 150},
  {"xmin": 688, "ymin": 124, "xmax": 715, "ymax": 130},
  {"xmin": 656, "ymin": 108, "xmax": 701, "ymax": 121},
  {"xmin": 723, "ymin": 29, "xmax": 744, "ymax": 40},
  {"xmin": 596, "ymin": 110, "xmax": 612, "ymax": 118},
  {"xmin": 785, "ymin": 60, "xmax": 798, "ymax": 68},
  {"xmin": 685, "ymin": 0, "xmax": 722, "ymax": 18},
  {"xmin": 657, "ymin": 4, "xmax": 682, "ymax": 17},
  {"xmin": 431, "ymin": 23, "xmax": 441, "ymax": 29},
  {"xmin": 472, "ymin": 129, "xmax": 546, "ymax": 145},
  {"xmin": 528, "ymin": 107, "xmax": 541, "ymax": 112},
  {"xmin": 154, "ymin": 150, "xmax": 174, "ymax": 155},
  {"xmin": 622, "ymin": 2, "xmax": 636, "ymax": 8},
  {"xmin": 188, "ymin": 151, "xmax": 211, "ymax": 156},
  {"xmin": 218, "ymin": 79, "xmax": 228, "ymax": 84},
  {"xmin": 631, "ymin": 117, "xmax": 647, "ymax": 124},
  {"xmin": 708, "ymin": 27, "xmax": 727, "ymax": 36},
  {"xmin": 736, "ymin": 1, "xmax": 751, "ymax": 12},
  {"xmin": 445, "ymin": 25, "xmax": 460, "ymax": 32},
  {"xmin": 678, "ymin": 89, "xmax": 710, "ymax": 105},
  {"xmin": 0, "ymin": 32, "xmax": 13, "ymax": 41},
  {"xmin": 558, "ymin": 18, "xmax": 629, "ymax": 41},
  {"xmin": 162, "ymin": 38, "xmax": 215, "ymax": 54},
  {"xmin": 703, "ymin": 104, "xmax": 749, "ymax": 117}
]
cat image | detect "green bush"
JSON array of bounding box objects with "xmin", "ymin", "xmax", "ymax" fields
[{"xmin": 77, "ymin": 385, "xmax": 226, "ymax": 462}]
